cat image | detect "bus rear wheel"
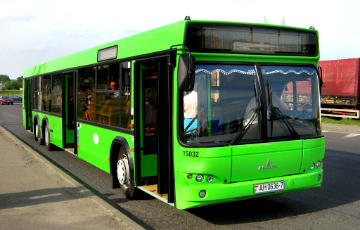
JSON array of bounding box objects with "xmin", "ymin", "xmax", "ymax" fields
[
  {"xmin": 116, "ymin": 150, "xmax": 136, "ymax": 199},
  {"xmin": 34, "ymin": 122, "xmax": 42, "ymax": 144},
  {"xmin": 45, "ymin": 125, "xmax": 54, "ymax": 151}
]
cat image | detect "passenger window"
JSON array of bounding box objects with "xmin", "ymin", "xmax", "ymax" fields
[
  {"xmin": 120, "ymin": 62, "xmax": 131, "ymax": 129},
  {"xmin": 51, "ymin": 74, "xmax": 62, "ymax": 114},
  {"xmin": 34, "ymin": 76, "xmax": 42, "ymax": 110},
  {"xmin": 42, "ymin": 75, "xmax": 51, "ymax": 112},
  {"xmin": 95, "ymin": 64, "xmax": 121, "ymax": 126},
  {"xmin": 77, "ymin": 67, "xmax": 96, "ymax": 121}
]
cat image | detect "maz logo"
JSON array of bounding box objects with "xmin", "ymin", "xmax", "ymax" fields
[{"xmin": 258, "ymin": 158, "xmax": 277, "ymax": 170}]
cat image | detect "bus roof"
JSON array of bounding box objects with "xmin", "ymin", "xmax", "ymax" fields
[{"xmin": 23, "ymin": 20, "xmax": 319, "ymax": 78}]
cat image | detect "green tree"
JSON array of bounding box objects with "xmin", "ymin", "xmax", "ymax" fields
[
  {"xmin": 0, "ymin": 74, "xmax": 10, "ymax": 83},
  {"xmin": 3, "ymin": 81, "xmax": 22, "ymax": 90},
  {"xmin": 17, "ymin": 76, "xmax": 23, "ymax": 82}
]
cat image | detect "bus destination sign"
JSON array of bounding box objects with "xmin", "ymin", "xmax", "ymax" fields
[{"xmin": 185, "ymin": 24, "xmax": 318, "ymax": 56}]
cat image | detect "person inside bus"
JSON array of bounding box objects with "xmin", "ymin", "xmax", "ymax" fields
[
  {"xmin": 99, "ymin": 80, "xmax": 120, "ymax": 124},
  {"xmin": 68, "ymin": 85, "xmax": 74, "ymax": 128},
  {"xmin": 107, "ymin": 80, "xmax": 120, "ymax": 99},
  {"xmin": 82, "ymin": 88, "xmax": 92, "ymax": 120},
  {"xmin": 109, "ymin": 80, "xmax": 119, "ymax": 90},
  {"xmin": 144, "ymin": 87, "xmax": 157, "ymax": 134}
]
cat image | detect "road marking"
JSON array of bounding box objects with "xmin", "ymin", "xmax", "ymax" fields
[{"xmin": 344, "ymin": 134, "xmax": 360, "ymax": 138}]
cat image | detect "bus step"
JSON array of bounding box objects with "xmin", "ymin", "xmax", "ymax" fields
[
  {"xmin": 64, "ymin": 148, "xmax": 75, "ymax": 155},
  {"xmin": 139, "ymin": 184, "xmax": 169, "ymax": 202}
]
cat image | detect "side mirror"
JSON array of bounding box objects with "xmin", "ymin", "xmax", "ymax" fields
[
  {"xmin": 318, "ymin": 66, "xmax": 323, "ymax": 93},
  {"xmin": 177, "ymin": 54, "xmax": 195, "ymax": 91}
]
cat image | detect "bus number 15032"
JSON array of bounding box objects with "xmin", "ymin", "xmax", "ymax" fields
[{"xmin": 183, "ymin": 151, "xmax": 199, "ymax": 157}]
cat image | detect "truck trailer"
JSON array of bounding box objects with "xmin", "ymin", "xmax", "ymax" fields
[{"xmin": 319, "ymin": 58, "xmax": 360, "ymax": 119}]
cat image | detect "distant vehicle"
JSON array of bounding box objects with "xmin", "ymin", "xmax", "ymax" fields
[
  {"xmin": 1, "ymin": 96, "xmax": 14, "ymax": 105},
  {"xmin": 10, "ymin": 95, "xmax": 23, "ymax": 102},
  {"xmin": 319, "ymin": 58, "xmax": 360, "ymax": 119}
]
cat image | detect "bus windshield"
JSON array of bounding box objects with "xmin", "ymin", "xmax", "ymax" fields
[{"xmin": 181, "ymin": 64, "xmax": 321, "ymax": 146}]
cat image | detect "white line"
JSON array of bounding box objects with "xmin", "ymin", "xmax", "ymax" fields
[{"xmin": 344, "ymin": 134, "xmax": 360, "ymax": 138}]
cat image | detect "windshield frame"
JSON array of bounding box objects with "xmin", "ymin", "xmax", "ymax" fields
[{"xmin": 178, "ymin": 62, "xmax": 323, "ymax": 147}]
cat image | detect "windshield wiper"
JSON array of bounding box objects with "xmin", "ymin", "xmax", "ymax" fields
[
  {"xmin": 267, "ymin": 80, "xmax": 300, "ymax": 139},
  {"xmin": 185, "ymin": 107, "xmax": 206, "ymax": 133},
  {"xmin": 231, "ymin": 80, "xmax": 260, "ymax": 144}
]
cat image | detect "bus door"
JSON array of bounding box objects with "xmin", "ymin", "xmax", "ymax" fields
[
  {"xmin": 24, "ymin": 78, "xmax": 33, "ymax": 131},
  {"xmin": 63, "ymin": 72, "xmax": 76, "ymax": 153},
  {"xmin": 135, "ymin": 57, "xmax": 174, "ymax": 202}
]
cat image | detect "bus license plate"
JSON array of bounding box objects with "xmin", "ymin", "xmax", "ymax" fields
[{"xmin": 254, "ymin": 181, "xmax": 284, "ymax": 194}]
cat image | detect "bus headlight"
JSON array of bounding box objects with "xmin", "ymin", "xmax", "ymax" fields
[
  {"xmin": 316, "ymin": 161, "xmax": 321, "ymax": 168},
  {"xmin": 310, "ymin": 164, "xmax": 315, "ymax": 170},
  {"xmin": 207, "ymin": 175, "xmax": 214, "ymax": 183},
  {"xmin": 196, "ymin": 175, "xmax": 204, "ymax": 182},
  {"xmin": 199, "ymin": 190, "xmax": 206, "ymax": 198}
]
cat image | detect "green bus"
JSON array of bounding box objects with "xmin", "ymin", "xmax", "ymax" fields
[{"xmin": 23, "ymin": 18, "xmax": 325, "ymax": 209}]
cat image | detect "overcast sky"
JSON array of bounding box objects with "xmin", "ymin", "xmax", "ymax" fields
[{"xmin": 1, "ymin": 0, "xmax": 360, "ymax": 79}]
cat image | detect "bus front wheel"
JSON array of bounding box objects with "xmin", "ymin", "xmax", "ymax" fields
[{"xmin": 116, "ymin": 149, "xmax": 136, "ymax": 199}]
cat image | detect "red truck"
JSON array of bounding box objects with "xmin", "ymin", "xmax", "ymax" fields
[{"xmin": 319, "ymin": 58, "xmax": 360, "ymax": 119}]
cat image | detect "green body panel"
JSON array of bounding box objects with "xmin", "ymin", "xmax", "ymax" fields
[
  {"xmin": 231, "ymin": 140, "xmax": 303, "ymax": 182},
  {"xmin": 177, "ymin": 147, "xmax": 232, "ymax": 184},
  {"xmin": 141, "ymin": 154, "xmax": 157, "ymax": 177},
  {"xmin": 22, "ymin": 106, "xmax": 26, "ymax": 129},
  {"xmin": 301, "ymin": 137, "xmax": 326, "ymax": 173},
  {"xmin": 138, "ymin": 63, "xmax": 157, "ymax": 178},
  {"xmin": 77, "ymin": 122, "xmax": 134, "ymax": 173},
  {"xmin": 47, "ymin": 116, "xmax": 63, "ymax": 147}
]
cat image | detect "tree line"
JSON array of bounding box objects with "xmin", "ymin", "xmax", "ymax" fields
[{"xmin": 0, "ymin": 74, "xmax": 23, "ymax": 90}]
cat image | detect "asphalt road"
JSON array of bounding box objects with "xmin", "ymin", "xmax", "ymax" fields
[{"xmin": 1, "ymin": 103, "xmax": 360, "ymax": 229}]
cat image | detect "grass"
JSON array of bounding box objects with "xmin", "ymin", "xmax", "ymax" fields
[
  {"xmin": 322, "ymin": 117, "xmax": 360, "ymax": 126},
  {"xmin": 0, "ymin": 90, "xmax": 22, "ymax": 96}
]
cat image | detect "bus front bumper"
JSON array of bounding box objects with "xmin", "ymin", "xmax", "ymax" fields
[{"xmin": 175, "ymin": 170, "xmax": 323, "ymax": 209}]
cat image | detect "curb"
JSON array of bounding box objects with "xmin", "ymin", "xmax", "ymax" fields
[{"xmin": 0, "ymin": 125, "xmax": 144, "ymax": 230}]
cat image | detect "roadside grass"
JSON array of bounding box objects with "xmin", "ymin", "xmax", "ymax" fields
[
  {"xmin": 322, "ymin": 117, "xmax": 360, "ymax": 126},
  {"xmin": 0, "ymin": 90, "xmax": 22, "ymax": 96}
]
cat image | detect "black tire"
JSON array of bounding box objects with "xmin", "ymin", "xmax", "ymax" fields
[
  {"xmin": 45, "ymin": 125, "xmax": 54, "ymax": 151},
  {"xmin": 116, "ymin": 147, "xmax": 136, "ymax": 199}
]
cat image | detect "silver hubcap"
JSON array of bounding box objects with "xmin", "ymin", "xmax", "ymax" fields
[
  {"xmin": 45, "ymin": 127, "xmax": 49, "ymax": 145},
  {"xmin": 35, "ymin": 124, "xmax": 40, "ymax": 138},
  {"xmin": 117, "ymin": 155, "xmax": 129, "ymax": 185}
]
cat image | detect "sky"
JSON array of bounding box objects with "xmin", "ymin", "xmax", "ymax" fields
[{"xmin": 1, "ymin": 0, "xmax": 360, "ymax": 80}]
